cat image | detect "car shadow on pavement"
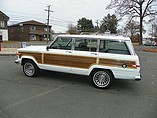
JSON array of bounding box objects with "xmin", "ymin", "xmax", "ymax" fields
[
  {"xmin": 111, "ymin": 79, "xmax": 140, "ymax": 92},
  {"xmin": 37, "ymin": 70, "xmax": 138, "ymax": 91},
  {"xmin": 39, "ymin": 70, "xmax": 91, "ymax": 86}
]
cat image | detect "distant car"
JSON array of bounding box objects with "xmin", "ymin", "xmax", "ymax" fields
[
  {"xmin": 15, "ymin": 34, "xmax": 141, "ymax": 89},
  {"xmin": 144, "ymin": 39, "xmax": 157, "ymax": 46}
]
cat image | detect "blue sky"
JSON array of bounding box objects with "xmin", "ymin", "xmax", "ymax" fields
[{"xmin": 0, "ymin": 0, "xmax": 112, "ymax": 32}]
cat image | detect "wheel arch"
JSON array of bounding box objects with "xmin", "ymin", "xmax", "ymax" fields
[
  {"xmin": 90, "ymin": 68, "xmax": 115, "ymax": 79},
  {"xmin": 22, "ymin": 58, "xmax": 40, "ymax": 77},
  {"xmin": 21, "ymin": 56, "xmax": 38, "ymax": 67}
]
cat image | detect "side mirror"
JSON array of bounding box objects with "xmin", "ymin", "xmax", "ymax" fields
[{"xmin": 46, "ymin": 46, "xmax": 50, "ymax": 51}]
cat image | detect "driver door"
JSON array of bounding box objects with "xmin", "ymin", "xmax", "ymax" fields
[{"xmin": 43, "ymin": 36, "xmax": 72, "ymax": 73}]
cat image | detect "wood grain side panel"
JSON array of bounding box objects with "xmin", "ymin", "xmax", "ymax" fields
[
  {"xmin": 44, "ymin": 53, "xmax": 97, "ymax": 69},
  {"xmin": 71, "ymin": 56, "xmax": 96, "ymax": 69},
  {"xmin": 99, "ymin": 58, "xmax": 136, "ymax": 69},
  {"xmin": 19, "ymin": 52, "xmax": 42, "ymax": 63},
  {"xmin": 44, "ymin": 54, "xmax": 71, "ymax": 67}
]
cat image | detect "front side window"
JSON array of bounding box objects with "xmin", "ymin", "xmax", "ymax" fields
[
  {"xmin": 99, "ymin": 40, "xmax": 130, "ymax": 55},
  {"xmin": 74, "ymin": 38, "xmax": 97, "ymax": 52},
  {"xmin": 50, "ymin": 37, "xmax": 72, "ymax": 50}
]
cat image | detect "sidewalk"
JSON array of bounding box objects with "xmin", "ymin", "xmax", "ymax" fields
[{"xmin": 0, "ymin": 48, "xmax": 18, "ymax": 56}]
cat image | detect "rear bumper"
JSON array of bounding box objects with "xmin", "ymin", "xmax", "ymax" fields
[{"xmin": 135, "ymin": 74, "xmax": 142, "ymax": 81}]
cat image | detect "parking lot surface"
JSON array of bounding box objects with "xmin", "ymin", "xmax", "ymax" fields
[{"xmin": 0, "ymin": 46, "xmax": 157, "ymax": 118}]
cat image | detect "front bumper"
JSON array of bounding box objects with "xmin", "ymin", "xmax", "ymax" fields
[{"xmin": 15, "ymin": 59, "xmax": 21, "ymax": 64}]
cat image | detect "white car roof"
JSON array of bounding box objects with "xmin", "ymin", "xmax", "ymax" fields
[{"xmin": 57, "ymin": 34, "xmax": 130, "ymax": 41}]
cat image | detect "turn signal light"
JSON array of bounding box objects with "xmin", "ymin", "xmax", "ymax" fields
[{"xmin": 17, "ymin": 53, "xmax": 22, "ymax": 58}]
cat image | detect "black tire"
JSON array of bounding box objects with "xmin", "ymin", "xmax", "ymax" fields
[
  {"xmin": 23, "ymin": 60, "xmax": 39, "ymax": 77},
  {"xmin": 92, "ymin": 70, "xmax": 113, "ymax": 89}
]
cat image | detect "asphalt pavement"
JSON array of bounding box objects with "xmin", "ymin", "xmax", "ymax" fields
[{"xmin": 0, "ymin": 46, "xmax": 157, "ymax": 118}]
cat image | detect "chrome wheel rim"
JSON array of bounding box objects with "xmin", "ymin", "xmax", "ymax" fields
[
  {"xmin": 93, "ymin": 71, "xmax": 110, "ymax": 88},
  {"xmin": 24, "ymin": 62, "xmax": 35, "ymax": 76}
]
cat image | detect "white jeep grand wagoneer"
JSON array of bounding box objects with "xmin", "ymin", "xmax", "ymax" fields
[{"xmin": 15, "ymin": 35, "xmax": 141, "ymax": 88}]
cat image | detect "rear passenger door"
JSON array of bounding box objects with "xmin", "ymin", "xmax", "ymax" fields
[{"xmin": 71, "ymin": 38, "xmax": 98, "ymax": 75}]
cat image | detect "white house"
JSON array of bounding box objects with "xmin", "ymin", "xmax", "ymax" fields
[{"xmin": 0, "ymin": 11, "xmax": 9, "ymax": 41}]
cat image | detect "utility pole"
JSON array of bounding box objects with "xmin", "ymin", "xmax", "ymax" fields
[
  {"xmin": 45, "ymin": 5, "xmax": 53, "ymax": 43},
  {"xmin": 95, "ymin": 20, "xmax": 99, "ymax": 33}
]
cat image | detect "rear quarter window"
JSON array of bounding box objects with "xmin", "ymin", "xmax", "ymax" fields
[{"xmin": 99, "ymin": 40, "xmax": 130, "ymax": 55}]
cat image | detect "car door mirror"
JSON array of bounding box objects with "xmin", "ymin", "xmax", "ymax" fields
[{"xmin": 46, "ymin": 46, "xmax": 50, "ymax": 51}]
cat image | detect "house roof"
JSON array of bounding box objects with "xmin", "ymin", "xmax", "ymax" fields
[
  {"xmin": 0, "ymin": 11, "xmax": 9, "ymax": 21},
  {"xmin": 9, "ymin": 20, "xmax": 51, "ymax": 27}
]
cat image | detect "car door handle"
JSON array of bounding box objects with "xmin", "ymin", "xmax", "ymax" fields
[
  {"xmin": 66, "ymin": 51, "xmax": 72, "ymax": 53},
  {"xmin": 91, "ymin": 53, "xmax": 97, "ymax": 55}
]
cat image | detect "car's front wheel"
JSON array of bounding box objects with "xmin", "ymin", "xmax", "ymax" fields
[
  {"xmin": 92, "ymin": 70, "xmax": 113, "ymax": 89},
  {"xmin": 23, "ymin": 60, "xmax": 39, "ymax": 77}
]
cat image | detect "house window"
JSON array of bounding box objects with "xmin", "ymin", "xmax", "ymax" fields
[
  {"xmin": 0, "ymin": 21, "xmax": 5, "ymax": 28},
  {"xmin": 30, "ymin": 27, "xmax": 36, "ymax": 31},
  {"xmin": 44, "ymin": 28, "xmax": 48, "ymax": 31},
  {"xmin": 11, "ymin": 28, "xmax": 14, "ymax": 32}
]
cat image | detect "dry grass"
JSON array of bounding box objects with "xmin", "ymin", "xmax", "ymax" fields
[{"xmin": 143, "ymin": 48, "xmax": 157, "ymax": 53}]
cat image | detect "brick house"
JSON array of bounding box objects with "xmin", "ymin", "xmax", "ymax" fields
[
  {"xmin": 0, "ymin": 11, "xmax": 9, "ymax": 41},
  {"xmin": 8, "ymin": 20, "xmax": 51, "ymax": 41}
]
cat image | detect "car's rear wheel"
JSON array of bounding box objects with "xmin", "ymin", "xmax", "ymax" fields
[
  {"xmin": 23, "ymin": 60, "xmax": 39, "ymax": 77},
  {"xmin": 92, "ymin": 70, "xmax": 113, "ymax": 89}
]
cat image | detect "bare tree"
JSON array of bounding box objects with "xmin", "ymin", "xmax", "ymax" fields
[
  {"xmin": 66, "ymin": 24, "xmax": 78, "ymax": 34},
  {"xmin": 149, "ymin": 16, "xmax": 157, "ymax": 37},
  {"xmin": 124, "ymin": 20, "xmax": 140, "ymax": 39},
  {"xmin": 107, "ymin": 0, "xmax": 157, "ymax": 45}
]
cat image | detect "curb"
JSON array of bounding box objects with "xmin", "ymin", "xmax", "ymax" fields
[{"xmin": 0, "ymin": 54, "xmax": 17, "ymax": 56}]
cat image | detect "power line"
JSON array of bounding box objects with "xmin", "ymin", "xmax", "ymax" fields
[
  {"xmin": 2, "ymin": 9, "xmax": 46, "ymax": 16},
  {"xmin": 51, "ymin": 17, "xmax": 75, "ymax": 23},
  {"xmin": 1, "ymin": 4, "xmax": 78, "ymax": 31},
  {"xmin": 52, "ymin": 23, "xmax": 68, "ymax": 28},
  {"xmin": 8, "ymin": 14, "xmax": 74, "ymax": 27},
  {"xmin": 2, "ymin": 9, "xmax": 76, "ymax": 24}
]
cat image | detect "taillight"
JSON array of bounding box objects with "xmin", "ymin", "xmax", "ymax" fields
[{"xmin": 132, "ymin": 64, "xmax": 140, "ymax": 68}]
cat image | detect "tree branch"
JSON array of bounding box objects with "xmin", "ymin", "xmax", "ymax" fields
[{"xmin": 143, "ymin": 0, "xmax": 154, "ymax": 18}]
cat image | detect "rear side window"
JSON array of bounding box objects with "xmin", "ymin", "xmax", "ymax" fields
[{"xmin": 99, "ymin": 40, "xmax": 130, "ymax": 55}]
